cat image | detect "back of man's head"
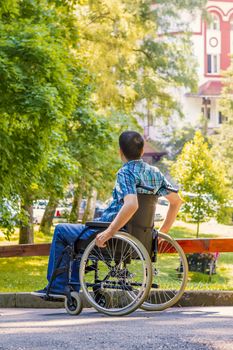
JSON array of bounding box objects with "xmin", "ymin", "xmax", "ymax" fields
[{"xmin": 119, "ymin": 131, "xmax": 144, "ymax": 160}]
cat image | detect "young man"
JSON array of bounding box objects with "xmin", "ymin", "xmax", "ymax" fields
[{"xmin": 32, "ymin": 131, "xmax": 183, "ymax": 297}]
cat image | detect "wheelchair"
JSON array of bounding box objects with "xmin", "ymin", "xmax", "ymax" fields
[{"xmin": 45, "ymin": 186, "xmax": 188, "ymax": 316}]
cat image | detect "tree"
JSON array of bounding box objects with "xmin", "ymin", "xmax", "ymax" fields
[
  {"xmin": 76, "ymin": 0, "xmax": 207, "ymax": 120},
  {"xmin": 210, "ymin": 64, "xmax": 233, "ymax": 225},
  {"xmin": 38, "ymin": 146, "xmax": 79, "ymax": 234},
  {"xmin": 0, "ymin": 0, "xmax": 86, "ymax": 242},
  {"xmin": 150, "ymin": 120, "xmax": 197, "ymax": 164},
  {"xmin": 0, "ymin": 0, "xmax": 79, "ymax": 196},
  {"xmin": 67, "ymin": 110, "xmax": 139, "ymax": 223},
  {"xmin": 212, "ymin": 62, "xmax": 233, "ymax": 187},
  {"xmin": 171, "ymin": 131, "xmax": 229, "ymax": 237},
  {"xmin": 0, "ymin": 0, "xmax": 208, "ymax": 241}
]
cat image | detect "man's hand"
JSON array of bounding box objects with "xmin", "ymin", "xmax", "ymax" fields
[
  {"xmin": 95, "ymin": 194, "xmax": 138, "ymax": 248},
  {"xmin": 96, "ymin": 229, "xmax": 114, "ymax": 248}
]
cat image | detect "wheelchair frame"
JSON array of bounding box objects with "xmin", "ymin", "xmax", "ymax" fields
[{"xmin": 44, "ymin": 186, "xmax": 188, "ymax": 316}]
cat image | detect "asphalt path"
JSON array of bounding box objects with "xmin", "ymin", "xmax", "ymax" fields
[{"xmin": 0, "ymin": 307, "xmax": 232, "ymax": 350}]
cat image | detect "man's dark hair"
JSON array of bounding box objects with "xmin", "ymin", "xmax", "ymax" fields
[{"xmin": 119, "ymin": 131, "xmax": 144, "ymax": 160}]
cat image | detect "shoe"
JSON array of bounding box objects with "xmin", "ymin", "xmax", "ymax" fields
[{"xmin": 31, "ymin": 288, "xmax": 66, "ymax": 300}]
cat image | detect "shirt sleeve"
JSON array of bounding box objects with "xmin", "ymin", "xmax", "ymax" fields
[
  {"xmin": 156, "ymin": 171, "xmax": 178, "ymax": 197},
  {"xmin": 116, "ymin": 168, "xmax": 137, "ymax": 201}
]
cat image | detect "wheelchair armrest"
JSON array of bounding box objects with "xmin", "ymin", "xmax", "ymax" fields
[{"xmin": 86, "ymin": 221, "xmax": 111, "ymax": 228}]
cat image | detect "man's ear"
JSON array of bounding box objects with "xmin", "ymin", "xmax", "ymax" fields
[
  {"xmin": 119, "ymin": 148, "xmax": 128, "ymax": 163},
  {"xmin": 141, "ymin": 147, "xmax": 144, "ymax": 157}
]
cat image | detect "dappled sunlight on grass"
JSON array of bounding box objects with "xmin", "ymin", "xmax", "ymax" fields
[
  {"xmin": 170, "ymin": 226, "xmax": 219, "ymax": 239},
  {"xmin": 0, "ymin": 225, "xmax": 54, "ymax": 245},
  {"xmin": 170, "ymin": 226, "xmax": 196, "ymax": 238},
  {"xmin": 0, "ymin": 256, "xmax": 48, "ymax": 292}
]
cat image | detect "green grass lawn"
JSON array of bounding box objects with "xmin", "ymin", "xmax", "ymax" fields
[
  {"xmin": 170, "ymin": 225, "xmax": 219, "ymax": 239},
  {"xmin": 0, "ymin": 256, "xmax": 48, "ymax": 292},
  {"xmin": 0, "ymin": 226, "xmax": 52, "ymax": 292},
  {"xmin": 187, "ymin": 252, "xmax": 233, "ymax": 291},
  {"xmin": 170, "ymin": 226, "xmax": 233, "ymax": 290},
  {"xmin": 0, "ymin": 224, "xmax": 232, "ymax": 292}
]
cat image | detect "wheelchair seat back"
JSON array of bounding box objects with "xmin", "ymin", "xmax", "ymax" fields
[
  {"xmin": 80, "ymin": 189, "xmax": 158, "ymax": 260},
  {"xmin": 126, "ymin": 193, "xmax": 158, "ymax": 255}
]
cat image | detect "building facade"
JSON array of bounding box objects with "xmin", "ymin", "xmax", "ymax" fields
[
  {"xmin": 140, "ymin": 0, "xmax": 233, "ymax": 141},
  {"xmin": 184, "ymin": 0, "xmax": 233, "ymax": 132}
]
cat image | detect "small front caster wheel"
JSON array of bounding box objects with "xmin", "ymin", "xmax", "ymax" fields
[{"xmin": 65, "ymin": 292, "xmax": 83, "ymax": 315}]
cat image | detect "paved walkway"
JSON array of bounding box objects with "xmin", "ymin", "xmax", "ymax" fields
[{"xmin": 0, "ymin": 307, "xmax": 232, "ymax": 350}]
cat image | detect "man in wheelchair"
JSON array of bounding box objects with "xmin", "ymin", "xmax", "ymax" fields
[{"xmin": 32, "ymin": 131, "xmax": 183, "ymax": 301}]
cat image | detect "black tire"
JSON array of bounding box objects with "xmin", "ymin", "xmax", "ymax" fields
[
  {"xmin": 65, "ymin": 292, "xmax": 83, "ymax": 316},
  {"xmin": 141, "ymin": 232, "xmax": 188, "ymax": 311}
]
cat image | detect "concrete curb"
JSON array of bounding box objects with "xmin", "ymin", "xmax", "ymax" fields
[
  {"xmin": 0, "ymin": 291, "xmax": 232, "ymax": 308},
  {"xmin": 174, "ymin": 291, "xmax": 233, "ymax": 307}
]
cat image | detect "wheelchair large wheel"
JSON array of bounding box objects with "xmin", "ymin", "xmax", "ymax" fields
[
  {"xmin": 79, "ymin": 232, "xmax": 152, "ymax": 316},
  {"xmin": 141, "ymin": 232, "xmax": 188, "ymax": 311}
]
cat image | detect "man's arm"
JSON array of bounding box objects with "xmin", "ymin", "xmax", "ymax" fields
[
  {"xmin": 159, "ymin": 192, "xmax": 184, "ymax": 234},
  {"xmin": 96, "ymin": 194, "xmax": 138, "ymax": 248}
]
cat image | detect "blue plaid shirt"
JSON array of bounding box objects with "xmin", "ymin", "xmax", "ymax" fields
[{"xmin": 99, "ymin": 159, "xmax": 177, "ymax": 222}]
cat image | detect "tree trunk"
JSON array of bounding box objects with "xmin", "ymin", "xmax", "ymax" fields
[
  {"xmin": 88, "ymin": 189, "xmax": 97, "ymax": 221},
  {"xmin": 196, "ymin": 220, "xmax": 200, "ymax": 238},
  {"xmin": 196, "ymin": 194, "xmax": 201, "ymax": 238},
  {"xmin": 69, "ymin": 187, "xmax": 82, "ymax": 223},
  {"xmin": 19, "ymin": 194, "xmax": 34, "ymax": 244},
  {"xmin": 202, "ymin": 98, "xmax": 210, "ymax": 136},
  {"xmin": 82, "ymin": 193, "xmax": 91, "ymax": 224},
  {"xmin": 82, "ymin": 188, "xmax": 97, "ymax": 223},
  {"xmin": 40, "ymin": 196, "xmax": 59, "ymax": 234}
]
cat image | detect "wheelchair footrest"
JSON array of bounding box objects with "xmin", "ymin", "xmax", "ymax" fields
[{"xmin": 43, "ymin": 294, "xmax": 66, "ymax": 302}]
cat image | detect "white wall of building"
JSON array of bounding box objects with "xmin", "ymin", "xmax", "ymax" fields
[{"xmin": 138, "ymin": 1, "xmax": 232, "ymax": 140}]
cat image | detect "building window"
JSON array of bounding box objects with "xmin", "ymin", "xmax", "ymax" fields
[
  {"xmin": 208, "ymin": 14, "xmax": 220, "ymax": 31},
  {"xmin": 218, "ymin": 112, "xmax": 228, "ymax": 124},
  {"xmin": 201, "ymin": 106, "xmax": 211, "ymax": 120},
  {"xmin": 218, "ymin": 111, "xmax": 222, "ymax": 124},
  {"xmin": 207, "ymin": 54, "xmax": 219, "ymax": 74}
]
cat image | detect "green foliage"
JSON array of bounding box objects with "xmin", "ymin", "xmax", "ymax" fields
[
  {"xmin": 67, "ymin": 108, "xmax": 141, "ymax": 201},
  {"xmin": 0, "ymin": 200, "xmax": 19, "ymax": 240},
  {"xmin": 212, "ymin": 63, "xmax": 233, "ymax": 187},
  {"xmin": 76, "ymin": 0, "xmax": 207, "ymax": 120},
  {"xmin": 171, "ymin": 131, "xmax": 229, "ymax": 236},
  {"xmin": 151, "ymin": 121, "xmax": 197, "ymax": 176},
  {"xmin": 0, "ymin": 0, "xmax": 88, "ymax": 240},
  {"xmin": 0, "ymin": 0, "xmax": 81, "ymax": 198},
  {"xmin": 216, "ymin": 206, "xmax": 233, "ymax": 225},
  {"xmin": 209, "ymin": 57, "xmax": 233, "ymax": 229},
  {"xmin": 0, "ymin": 0, "xmax": 209, "ymax": 239}
]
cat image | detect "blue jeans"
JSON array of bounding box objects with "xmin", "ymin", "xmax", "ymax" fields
[{"xmin": 47, "ymin": 223, "xmax": 95, "ymax": 293}]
